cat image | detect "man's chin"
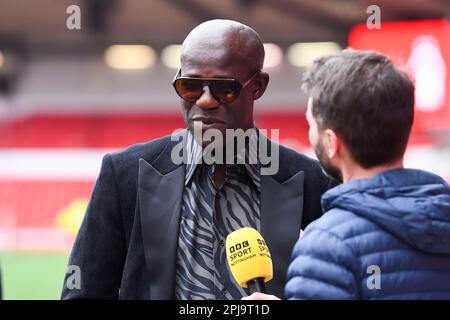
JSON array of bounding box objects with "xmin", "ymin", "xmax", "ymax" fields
[
  {"xmin": 191, "ymin": 120, "xmax": 227, "ymax": 131},
  {"xmin": 189, "ymin": 122, "xmax": 227, "ymax": 144},
  {"xmin": 188, "ymin": 130, "xmax": 220, "ymax": 149},
  {"xmin": 321, "ymin": 166, "xmax": 343, "ymax": 183}
]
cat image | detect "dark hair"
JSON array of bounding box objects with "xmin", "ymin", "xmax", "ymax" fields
[{"xmin": 302, "ymin": 49, "xmax": 415, "ymax": 168}]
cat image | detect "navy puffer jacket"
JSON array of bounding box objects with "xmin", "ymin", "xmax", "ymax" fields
[{"xmin": 285, "ymin": 169, "xmax": 450, "ymax": 299}]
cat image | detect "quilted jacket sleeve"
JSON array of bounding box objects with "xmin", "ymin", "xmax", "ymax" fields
[{"xmin": 285, "ymin": 227, "xmax": 360, "ymax": 300}]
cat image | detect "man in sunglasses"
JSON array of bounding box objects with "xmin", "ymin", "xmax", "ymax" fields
[{"xmin": 61, "ymin": 19, "xmax": 336, "ymax": 300}]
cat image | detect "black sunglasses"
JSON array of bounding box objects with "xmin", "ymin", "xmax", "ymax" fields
[{"xmin": 172, "ymin": 69, "xmax": 260, "ymax": 104}]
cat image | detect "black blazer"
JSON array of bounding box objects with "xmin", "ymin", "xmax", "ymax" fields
[{"xmin": 61, "ymin": 130, "xmax": 336, "ymax": 299}]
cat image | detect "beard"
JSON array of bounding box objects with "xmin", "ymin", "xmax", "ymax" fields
[{"xmin": 313, "ymin": 139, "xmax": 343, "ymax": 183}]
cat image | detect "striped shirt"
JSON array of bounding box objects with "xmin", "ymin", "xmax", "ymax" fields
[{"xmin": 174, "ymin": 129, "xmax": 261, "ymax": 300}]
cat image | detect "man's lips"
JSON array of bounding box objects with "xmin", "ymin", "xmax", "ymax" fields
[{"xmin": 191, "ymin": 116, "xmax": 225, "ymax": 125}]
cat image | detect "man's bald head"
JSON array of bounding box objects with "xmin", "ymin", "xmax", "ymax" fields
[
  {"xmin": 176, "ymin": 19, "xmax": 270, "ymax": 137},
  {"xmin": 181, "ymin": 19, "xmax": 265, "ymax": 73}
]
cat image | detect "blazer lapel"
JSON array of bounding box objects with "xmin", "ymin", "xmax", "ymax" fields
[
  {"xmin": 138, "ymin": 134, "xmax": 186, "ymax": 299},
  {"xmin": 260, "ymin": 167, "xmax": 304, "ymax": 297},
  {"xmin": 137, "ymin": 130, "xmax": 305, "ymax": 299}
]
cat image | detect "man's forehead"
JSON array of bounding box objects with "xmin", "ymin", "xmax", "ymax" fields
[
  {"xmin": 181, "ymin": 23, "xmax": 237, "ymax": 57},
  {"xmin": 181, "ymin": 45, "xmax": 247, "ymax": 76},
  {"xmin": 182, "ymin": 36, "xmax": 225, "ymax": 52},
  {"xmin": 306, "ymin": 97, "xmax": 316, "ymax": 122},
  {"xmin": 307, "ymin": 97, "xmax": 314, "ymax": 111},
  {"xmin": 182, "ymin": 37, "xmax": 241, "ymax": 61},
  {"xmin": 182, "ymin": 29, "xmax": 258, "ymax": 68}
]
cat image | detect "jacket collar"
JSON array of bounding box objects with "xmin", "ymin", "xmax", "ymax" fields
[{"xmin": 138, "ymin": 128, "xmax": 305, "ymax": 299}]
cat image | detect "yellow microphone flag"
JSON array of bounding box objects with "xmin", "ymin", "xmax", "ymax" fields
[{"xmin": 225, "ymin": 227, "xmax": 273, "ymax": 288}]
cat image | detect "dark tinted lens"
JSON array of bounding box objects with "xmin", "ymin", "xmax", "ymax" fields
[
  {"xmin": 210, "ymin": 80, "xmax": 241, "ymax": 103},
  {"xmin": 174, "ymin": 78, "xmax": 203, "ymax": 101}
]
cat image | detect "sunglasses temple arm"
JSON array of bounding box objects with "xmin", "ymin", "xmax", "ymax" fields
[
  {"xmin": 172, "ymin": 68, "xmax": 181, "ymax": 83},
  {"xmin": 241, "ymin": 70, "xmax": 261, "ymax": 88}
]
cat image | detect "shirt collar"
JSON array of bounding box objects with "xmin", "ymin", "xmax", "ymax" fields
[{"xmin": 184, "ymin": 128, "xmax": 261, "ymax": 191}]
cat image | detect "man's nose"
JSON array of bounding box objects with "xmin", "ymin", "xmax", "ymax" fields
[{"xmin": 196, "ymin": 86, "xmax": 220, "ymax": 109}]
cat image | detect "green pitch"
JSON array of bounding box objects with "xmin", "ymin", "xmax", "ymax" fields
[{"xmin": 0, "ymin": 252, "xmax": 69, "ymax": 300}]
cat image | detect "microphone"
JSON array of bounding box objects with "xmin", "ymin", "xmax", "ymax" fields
[{"xmin": 225, "ymin": 227, "xmax": 273, "ymax": 294}]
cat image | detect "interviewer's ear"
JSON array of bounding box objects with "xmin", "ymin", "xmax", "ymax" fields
[
  {"xmin": 324, "ymin": 129, "xmax": 339, "ymax": 159},
  {"xmin": 252, "ymin": 71, "xmax": 269, "ymax": 100}
]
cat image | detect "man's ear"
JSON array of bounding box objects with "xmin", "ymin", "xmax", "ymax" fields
[
  {"xmin": 252, "ymin": 71, "xmax": 269, "ymax": 100},
  {"xmin": 323, "ymin": 129, "xmax": 339, "ymax": 159}
]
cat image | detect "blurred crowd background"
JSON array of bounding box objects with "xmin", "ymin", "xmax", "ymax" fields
[{"xmin": 0, "ymin": 0, "xmax": 449, "ymax": 299}]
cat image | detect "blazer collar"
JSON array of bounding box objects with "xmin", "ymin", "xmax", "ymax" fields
[{"xmin": 138, "ymin": 129, "xmax": 305, "ymax": 299}]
